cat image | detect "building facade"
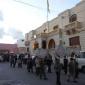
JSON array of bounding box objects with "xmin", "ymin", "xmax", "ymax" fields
[
  {"xmin": 25, "ymin": 0, "xmax": 85, "ymax": 56},
  {"xmin": 0, "ymin": 43, "xmax": 18, "ymax": 54},
  {"xmin": 17, "ymin": 39, "xmax": 26, "ymax": 54}
]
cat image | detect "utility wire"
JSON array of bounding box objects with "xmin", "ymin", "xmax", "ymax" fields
[
  {"xmin": 13, "ymin": 0, "xmax": 43, "ymax": 10},
  {"xmin": 13, "ymin": 0, "xmax": 57, "ymax": 12}
]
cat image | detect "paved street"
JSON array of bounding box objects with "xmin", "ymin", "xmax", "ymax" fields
[{"xmin": 0, "ymin": 62, "xmax": 85, "ymax": 85}]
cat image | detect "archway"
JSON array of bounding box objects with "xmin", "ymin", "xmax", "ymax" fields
[
  {"xmin": 33, "ymin": 41, "xmax": 39, "ymax": 50},
  {"xmin": 48, "ymin": 39, "xmax": 55, "ymax": 49}
]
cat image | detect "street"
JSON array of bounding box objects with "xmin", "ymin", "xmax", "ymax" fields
[{"xmin": 0, "ymin": 62, "xmax": 85, "ymax": 85}]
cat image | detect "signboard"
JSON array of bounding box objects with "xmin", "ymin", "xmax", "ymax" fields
[
  {"xmin": 55, "ymin": 45, "xmax": 66, "ymax": 58},
  {"xmin": 34, "ymin": 48, "xmax": 48, "ymax": 58}
]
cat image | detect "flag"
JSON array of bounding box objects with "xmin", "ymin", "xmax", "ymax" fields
[{"xmin": 47, "ymin": 0, "xmax": 50, "ymax": 13}]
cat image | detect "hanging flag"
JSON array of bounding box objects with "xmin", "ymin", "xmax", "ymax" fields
[{"xmin": 47, "ymin": 0, "xmax": 50, "ymax": 13}]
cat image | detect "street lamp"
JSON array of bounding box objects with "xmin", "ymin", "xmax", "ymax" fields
[
  {"xmin": 34, "ymin": 35, "xmax": 36, "ymax": 39},
  {"xmin": 33, "ymin": 34, "xmax": 39, "ymax": 50}
]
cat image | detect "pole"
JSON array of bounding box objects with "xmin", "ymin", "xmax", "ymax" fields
[
  {"xmin": 47, "ymin": 0, "xmax": 50, "ymax": 33},
  {"xmin": 59, "ymin": 16, "xmax": 64, "ymax": 45}
]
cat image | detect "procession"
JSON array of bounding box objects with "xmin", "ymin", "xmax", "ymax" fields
[
  {"xmin": 7, "ymin": 45, "xmax": 81, "ymax": 85},
  {"xmin": 0, "ymin": 0, "xmax": 85, "ymax": 85}
]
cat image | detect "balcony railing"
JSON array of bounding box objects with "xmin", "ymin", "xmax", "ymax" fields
[
  {"xmin": 37, "ymin": 33, "xmax": 48, "ymax": 38},
  {"xmin": 65, "ymin": 21, "xmax": 82, "ymax": 30},
  {"xmin": 65, "ymin": 21, "xmax": 82, "ymax": 35},
  {"xmin": 36, "ymin": 28, "xmax": 60, "ymax": 38}
]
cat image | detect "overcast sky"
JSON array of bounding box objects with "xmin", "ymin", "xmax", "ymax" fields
[{"xmin": 0, "ymin": 0, "xmax": 81, "ymax": 44}]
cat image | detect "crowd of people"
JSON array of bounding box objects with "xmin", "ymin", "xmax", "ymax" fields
[
  {"xmin": 9, "ymin": 52, "xmax": 53, "ymax": 80},
  {"xmin": 8, "ymin": 51, "xmax": 79, "ymax": 85}
]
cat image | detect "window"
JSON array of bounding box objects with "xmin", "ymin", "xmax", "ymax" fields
[
  {"xmin": 33, "ymin": 42, "xmax": 39, "ymax": 50},
  {"xmin": 48, "ymin": 39, "xmax": 55, "ymax": 49},
  {"xmin": 27, "ymin": 48, "xmax": 29, "ymax": 52},
  {"xmin": 42, "ymin": 40, "xmax": 46, "ymax": 49},
  {"xmin": 69, "ymin": 14, "xmax": 77, "ymax": 23},
  {"xmin": 69, "ymin": 36, "xmax": 80, "ymax": 46},
  {"xmin": 43, "ymin": 29, "xmax": 47, "ymax": 33},
  {"xmin": 66, "ymin": 30, "xmax": 71, "ymax": 35},
  {"xmin": 53, "ymin": 25, "xmax": 58, "ymax": 30},
  {"xmin": 22, "ymin": 39, "xmax": 24, "ymax": 42},
  {"xmin": 72, "ymin": 29, "xmax": 76, "ymax": 34}
]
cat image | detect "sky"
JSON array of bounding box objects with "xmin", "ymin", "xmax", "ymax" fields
[{"xmin": 0, "ymin": 0, "xmax": 81, "ymax": 44}]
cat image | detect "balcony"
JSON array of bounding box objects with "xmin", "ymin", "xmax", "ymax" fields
[
  {"xmin": 37, "ymin": 33, "xmax": 48, "ymax": 38},
  {"xmin": 65, "ymin": 21, "xmax": 82, "ymax": 35},
  {"xmin": 65, "ymin": 21, "xmax": 82, "ymax": 30},
  {"xmin": 36, "ymin": 28, "xmax": 59, "ymax": 38}
]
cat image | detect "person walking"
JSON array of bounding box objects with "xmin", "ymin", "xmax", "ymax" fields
[
  {"xmin": 74, "ymin": 58, "xmax": 79, "ymax": 79},
  {"xmin": 39, "ymin": 58, "xmax": 47, "ymax": 80},
  {"xmin": 18, "ymin": 53, "xmax": 24, "ymax": 68},
  {"xmin": 54, "ymin": 57, "xmax": 61, "ymax": 85},
  {"xmin": 67, "ymin": 57, "xmax": 78, "ymax": 83},
  {"xmin": 63, "ymin": 56, "xmax": 68, "ymax": 74},
  {"xmin": 45, "ymin": 53, "xmax": 53, "ymax": 73},
  {"xmin": 75, "ymin": 55, "xmax": 79, "ymax": 79},
  {"xmin": 27, "ymin": 56, "xmax": 33, "ymax": 72},
  {"xmin": 35, "ymin": 56, "xmax": 40, "ymax": 76},
  {"xmin": 13, "ymin": 54, "xmax": 17, "ymax": 68},
  {"xmin": 9, "ymin": 52, "xmax": 16, "ymax": 68}
]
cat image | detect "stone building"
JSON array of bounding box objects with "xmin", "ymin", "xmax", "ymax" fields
[
  {"xmin": 17, "ymin": 39, "xmax": 26, "ymax": 54},
  {"xmin": 25, "ymin": 0, "xmax": 85, "ymax": 56}
]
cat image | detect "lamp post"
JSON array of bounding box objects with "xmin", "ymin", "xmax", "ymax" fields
[
  {"xmin": 34, "ymin": 35, "xmax": 36, "ymax": 39},
  {"xmin": 33, "ymin": 34, "xmax": 37, "ymax": 50},
  {"xmin": 59, "ymin": 16, "xmax": 64, "ymax": 45},
  {"xmin": 55, "ymin": 16, "xmax": 66, "ymax": 58}
]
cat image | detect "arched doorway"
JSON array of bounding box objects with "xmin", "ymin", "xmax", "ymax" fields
[
  {"xmin": 33, "ymin": 41, "xmax": 39, "ymax": 50},
  {"xmin": 42, "ymin": 40, "xmax": 46, "ymax": 49},
  {"xmin": 48, "ymin": 39, "xmax": 55, "ymax": 49}
]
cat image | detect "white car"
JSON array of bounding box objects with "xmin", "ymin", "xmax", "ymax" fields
[
  {"xmin": 78, "ymin": 51, "xmax": 85, "ymax": 72},
  {"xmin": 60, "ymin": 51, "xmax": 85, "ymax": 72}
]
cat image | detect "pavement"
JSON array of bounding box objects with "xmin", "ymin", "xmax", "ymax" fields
[{"xmin": 0, "ymin": 62, "xmax": 85, "ymax": 85}]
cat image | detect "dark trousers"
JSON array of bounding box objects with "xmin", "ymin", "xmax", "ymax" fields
[
  {"xmin": 36, "ymin": 67, "xmax": 40, "ymax": 75},
  {"xmin": 75, "ymin": 69, "xmax": 79, "ymax": 78},
  {"xmin": 56, "ymin": 72, "xmax": 61, "ymax": 85},
  {"xmin": 47, "ymin": 65, "xmax": 51, "ymax": 73},
  {"xmin": 64, "ymin": 66, "xmax": 67, "ymax": 74},
  {"xmin": 39, "ymin": 68, "xmax": 47, "ymax": 79},
  {"xmin": 18, "ymin": 63, "xmax": 22, "ymax": 68},
  {"xmin": 10, "ymin": 61, "xmax": 13, "ymax": 67},
  {"xmin": 27, "ymin": 65, "xmax": 33, "ymax": 72},
  {"xmin": 10, "ymin": 61, "xmax": 16, "ymax": 68}
]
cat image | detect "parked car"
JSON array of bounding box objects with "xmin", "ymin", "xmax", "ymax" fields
[
  {"xmin": 77, "ymin": 51, "xmax": 85, "ymax": 72},
  {"xmin": 60, "ymin": 51, "xmax": 85, "ymax": 72}
]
